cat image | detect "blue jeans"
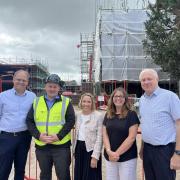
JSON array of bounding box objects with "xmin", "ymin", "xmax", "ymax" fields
[{"xmin": 0, "ymin": 131, "xmax": 31, "ymax": 180}]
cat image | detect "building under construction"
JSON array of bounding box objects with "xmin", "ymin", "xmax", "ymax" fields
[
  {"xmin": 92, "ymin": 0, "xmax": 177, "ymax": 97},
  {"xmin": 0, "ymin": 57, "xmax": 49, "ymax": 96},
  {"xmin": 79, "ymin": 33, "xmax": 95, "ymax": 95}
]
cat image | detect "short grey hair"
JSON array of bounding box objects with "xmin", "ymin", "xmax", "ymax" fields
[
  {"xmin": 139, "ymin": 68, "xmax": 159, "ymax": 81},
  {"xmin": 13, "ymin": 70, "xmax": 30, "ymax": 80}
]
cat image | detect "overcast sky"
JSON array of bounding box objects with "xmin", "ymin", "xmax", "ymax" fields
[
  {"xmin": 0, "ymin": 0, "xmax": 156, "ymax": 83},
  {"xmin": 0, "ymin": 0, "xmax": 96, "ymax": 83}
]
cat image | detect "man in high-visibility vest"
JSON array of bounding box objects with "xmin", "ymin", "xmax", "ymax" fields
[{"xmin": 26, "ymin": 74, "xmax": 75, "ymax": 180}]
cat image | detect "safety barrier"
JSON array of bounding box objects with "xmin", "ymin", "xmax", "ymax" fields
[
  {"xmin": 23, "ymin": 129, "xmax": 144, "ymax": 179},
  {"xmin": 24, "ymin": 129, "xmax": 76, "ymax": 180},
  {"xmin": 24, "ymin": 146, "xmax": 38, "ymax": 180}
]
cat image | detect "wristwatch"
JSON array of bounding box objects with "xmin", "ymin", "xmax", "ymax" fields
[{"xmin": 175, "ymin": 150, "xmax": 180, "ymax": 155}]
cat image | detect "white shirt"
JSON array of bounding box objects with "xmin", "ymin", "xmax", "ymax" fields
[{"xmin": 78, "ymin": 114, "xmax": 91, "ymax": 141}]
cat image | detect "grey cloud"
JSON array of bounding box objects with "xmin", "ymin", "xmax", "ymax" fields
[
  {"xmin": 0, "ymin": 0, "xmax": 96, "ymax": 82},
  {"xmin": 0, "ymin": 0, "xmax": 96, "ymax": 35}
]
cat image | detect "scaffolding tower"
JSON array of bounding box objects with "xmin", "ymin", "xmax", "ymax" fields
[
  {"xmin": 80, "ymin": 33, "xmax": 95, "ymax": 82},
  {"xmin": 96, "ymin": 0, "xmax": 149, "ymax": 11},
  {"xmin": 92, "ymin": 0, "xmax": 178, "ymax": 97},
  {"xmin": 0, "ymin": 57, "xmax": 49, "ymax": 95},
  {"xmin": 94, "ymin": 0, "xmax": 169, "ymax": 83}
]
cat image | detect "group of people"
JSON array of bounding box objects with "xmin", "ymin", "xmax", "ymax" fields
[{"xmin": 0, "ymin": 68, "xmax": 180, "ymax": 180}]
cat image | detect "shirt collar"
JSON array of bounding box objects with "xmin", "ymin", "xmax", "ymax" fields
[
  {"xmin": 153, "ymin": 86, "xmax": 161, "ymax": 96},
  {"xmin": 13, "ymin": 88, "xmax": 27, "ymax": 96},
  {"xmin": 144, "ymin": 86, "xmax": 160, "ymax": 98},
  {"xmin": 44, "ymin": 94, "xmax": 61, "ymax": 101}
]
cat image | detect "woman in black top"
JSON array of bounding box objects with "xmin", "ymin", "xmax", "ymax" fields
[{"xmin": 103, "ymin": 87, "xmax": 139, "ymax": 180}]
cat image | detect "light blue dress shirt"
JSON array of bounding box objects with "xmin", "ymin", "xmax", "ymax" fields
[
  {"xmin": 139, "ymin": 87, "xmax": 180, "ymax": 145},
  {"xmin": 44, "ymin": 94, "xmax": 60, "ymax": 109},
  {"xmin": 0, "ymin": 88, "xmax": 36, "ymax": 132}
]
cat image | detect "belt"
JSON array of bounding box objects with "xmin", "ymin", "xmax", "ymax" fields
[
  {"xmin": 0, "ymin": 130, "xmax": 29, "ymax": 136},
  {"xmin": 144, "ymin": 142, "xmax": 175, "ymax": 148}
]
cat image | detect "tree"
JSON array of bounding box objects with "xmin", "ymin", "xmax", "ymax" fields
[{"xmin": 143, "ymin": 0, "xmax": 180, "ymax": 80}]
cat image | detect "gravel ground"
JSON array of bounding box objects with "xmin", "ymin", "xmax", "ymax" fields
[
  {"xmin": 19, "ymin": 134, "xmax": 180, "ymax": 180},
  {"xmin": 9, "ymin": 108, "xmax": 180, "ymax": 180}
]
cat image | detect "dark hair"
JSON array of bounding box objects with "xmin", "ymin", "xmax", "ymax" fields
[{"xmin": 107, "ymin": 87, "xmax": 131, "ymax": 119}]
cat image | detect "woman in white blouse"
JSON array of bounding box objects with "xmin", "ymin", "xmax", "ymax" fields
[{"xmin": 73, "ymin": 93, "xmax": 103, "ymax": 180}]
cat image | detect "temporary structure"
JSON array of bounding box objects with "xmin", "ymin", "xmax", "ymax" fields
[{"xmin": 94, "ymin": 9, "xmax": 169, "ymax": 82}]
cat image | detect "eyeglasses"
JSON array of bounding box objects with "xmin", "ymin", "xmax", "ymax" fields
[
  {"xmin": 14, "ymin": 79, "xmax": 28, "ymax": 83},
  {"xmin": 113, "ymin": 95, "xmax": 125, "ymax": 99}
]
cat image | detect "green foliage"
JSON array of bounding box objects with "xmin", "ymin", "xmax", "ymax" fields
[
  {"xmin": 143, "ymin": 1, "xmax": 180, "ymax": 80},
  {"xmin": 159, "ymin": 0, "xmax": 177, "ymax": 7}
]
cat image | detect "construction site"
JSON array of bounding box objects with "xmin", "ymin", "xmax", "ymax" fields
[
  {"xmin": 80, "ymin": 0, "xmax": 178, "ymax": 102},
  {"xmin": 0, "ymin": 57, "xmax": 49, "ymax": 96},
  {"xmin": 0, "ymin": 0, "xmax": 178, "ymax": 104},
  {"xmin": 1, "ymin": 0, "xmax": 180, "ymax": 179}
]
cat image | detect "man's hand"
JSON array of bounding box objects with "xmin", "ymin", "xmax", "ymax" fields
[
  {"xmin": 39, "ymin": 133, "xmax": 53, "ymax": 144},
  {"xmin": 170, "ymin": 153, "xmax": 180, "ymax": 170},
  {"xmin": 171, "ymin": 119, "xmax": 180, "ymax": 169},
  {"xmin": 49, "ymin": 134, "xmax": 59, "ymax": 142},
  {"xmin": 39, "ymin": 133, "xmax": 59, "ymax": 144}
]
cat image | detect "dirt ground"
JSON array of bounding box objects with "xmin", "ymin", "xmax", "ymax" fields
[
  {"xmin": 9, "ymin": 108, "xmax": 180, "ymax": 180},
  {"xmin": 9, "ymin": 135, "xmax": 180, "ymax": 180},
  {"xmin": 20, "ymin": 134, "xmax": 180, "ymax": 180}
]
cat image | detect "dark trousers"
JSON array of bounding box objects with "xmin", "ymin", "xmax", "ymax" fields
[
  {"xmin": 143, "ymin": 142, "xmax": 176, "ymax": 180},
  {"xmin": 0, "ymin": 131, "xmax": 31, "ymax": 180},
  {"xmin": 74, "ymin": 140, "xmax": 102, "ymax": 180},
  {"xmin": 36, "ymin": 147, "xmax": 71, "ymax": 180}
]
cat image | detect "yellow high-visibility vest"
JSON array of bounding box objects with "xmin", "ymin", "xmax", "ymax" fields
[{"xmin": 33, "ymin": 95, "xmax": 70, "ymax": 146}]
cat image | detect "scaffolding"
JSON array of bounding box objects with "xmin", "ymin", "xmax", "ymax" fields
[
  {"xmin": 80, "ymin": 33, "xmax": 95, "ymax": 82},
  {"xmin": 96, "ymin": 0, "xmax": 149, "ymax": 11},
  {"xmin": 94, "ymin": 0, "xmax": 169, "ymax": 83},
  {"xmin": 91, "ymin": 0, "xmax": 178, "ymax": 97},
  {"xmin": 0, "ymin": 57, "xmax": 49, "ymax": 95}
]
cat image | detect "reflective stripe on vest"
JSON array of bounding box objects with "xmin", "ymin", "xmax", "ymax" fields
[
  {"xmin": 61, "ymin": 95, "xmax": 66, "ymax": 125},
  {"xmin": 34, "ymin": 97, "xmax": 40, "ymax": 121},
  {"xmin": 34, "ymin": 96, "xmax": 67, "ymax": 127},
  {"xmin": 33, "ymin": 95, "xmax": 71, "ymax": 146}
]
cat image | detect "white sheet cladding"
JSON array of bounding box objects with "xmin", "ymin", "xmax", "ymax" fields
[{"xmin": 96, "ymin": 9, "xmax": 169, "ymax": 82}]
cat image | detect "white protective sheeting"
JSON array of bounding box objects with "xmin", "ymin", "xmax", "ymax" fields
[
  {"xmin": 94, "ymin": 9, "xmax": 169, "ymax": 82},
  {"xmin": 94, "ymin": 11, "xmax": 101, "ymax": 82}
]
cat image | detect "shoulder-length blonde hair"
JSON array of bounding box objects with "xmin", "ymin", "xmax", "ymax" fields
[
  {"xmin": 78, "ymin": 93, "xmax": 96, "ymax": 112},
  {"xmin": 107, "ymin": 87, "xmax": 131, "ymax": 119}
]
